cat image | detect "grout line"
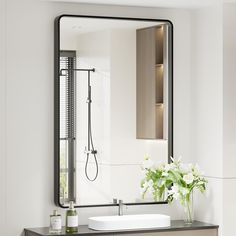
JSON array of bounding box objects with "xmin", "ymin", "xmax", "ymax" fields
[
  {"xmin": 76, "ymin": 163, "xmax": 236, "ymax": 177},
  {"xmin": 77, "ymin": 162, "xmax": 142, "ymax": 166},
  {"xmin": 204, "ymin": 175, "xmax": 236, "ymax": 180}
]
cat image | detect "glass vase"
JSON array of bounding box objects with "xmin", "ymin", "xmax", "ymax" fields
[{"xmin": 183, "ymin": 192, "xmax": 194, "ymax": 224}]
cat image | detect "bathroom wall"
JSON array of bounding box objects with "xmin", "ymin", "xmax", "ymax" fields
[
  {"xmin": 0, "ymin": 0, "xmax": 6, "ymax": 232},
  {"xmin": 189, "ymin": 3, "xmax": 224, "ymax": 236},
  {"xmin": 75, "ymin": 30, "xmax": 111, "ymax": 205},
  {"xmin": 109, "ymin": 29, "xmax": 168, "ymax": 202},
  {"xmin": 0, "ymin": 1, "xmax": 192, "ymax": 236},
  {"xmin": 223, "ymin": 4, "xmax": 236, "ymax": 178},
  {"xmin": 222, "ymin": 3, "xmax": 236, "ymax": 235},
  {"xmin": 190, "ymin": 4, "xmax": 223, "ymax": 178},
  {"xmin": 60, "ymin": 31, "xmax": 109, "ymax": 205},
  {"xmin": 188, "ymin": 4, "xmax": 236, "ymax": 236}
]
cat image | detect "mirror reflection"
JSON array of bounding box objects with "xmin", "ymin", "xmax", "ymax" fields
[{"xmin": 55, "ymin": 16, "xmax": 173, "ymax": 207}]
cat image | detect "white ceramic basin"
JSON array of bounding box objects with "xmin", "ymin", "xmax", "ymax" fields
[{"xmin": 88, "ymin": 214, "xmax": 171, "ymax": 231}]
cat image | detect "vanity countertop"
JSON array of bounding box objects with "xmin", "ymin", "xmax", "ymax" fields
[{"xmin": 25, "ymin": 220, "xmax": 219, "ymax": 236}]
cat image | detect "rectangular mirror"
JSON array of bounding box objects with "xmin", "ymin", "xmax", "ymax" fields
[{"xmin": 54, "ymin": 15, "xmax": 173, "ymax": 208}]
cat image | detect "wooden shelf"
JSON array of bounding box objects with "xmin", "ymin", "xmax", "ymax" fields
[{"xmin": 155, "ymin": 64, "xmax": 163, "ymax": 67}]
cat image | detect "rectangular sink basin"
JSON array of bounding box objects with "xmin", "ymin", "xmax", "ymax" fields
[{"xmin": 88, "ymin": 214, "xmax": 171, "ymax": 231}]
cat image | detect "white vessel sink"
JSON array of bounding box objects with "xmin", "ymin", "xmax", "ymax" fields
[{"xmin": 88, "ymin": 214, "xmax": 171, "ymax": 231}]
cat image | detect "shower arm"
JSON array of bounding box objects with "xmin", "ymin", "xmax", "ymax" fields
[{"xmin": 59, "ymin": 68, "xmax": 95, "ymax": 75}]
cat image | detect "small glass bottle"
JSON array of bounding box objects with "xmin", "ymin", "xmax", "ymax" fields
[
  {"xmin": 49, "ymin": 210, "xmax": 62, "ymax": 234},
  {"xmin": 66, "ymin": 201, "xmax": 78, "ymax": 233}
]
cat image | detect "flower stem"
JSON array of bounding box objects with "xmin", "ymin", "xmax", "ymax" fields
[
  {"xmin": 185, "ymin": 193, "xmax": 193, "ymax": 224},
  {"xmin": 187, "ymin": 200, "xmax": 192, "ymax": 223}
]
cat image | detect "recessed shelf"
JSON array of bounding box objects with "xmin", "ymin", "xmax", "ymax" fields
[{"xmin": 137, "ymin": 25, "xmax": 165, "ymax": 139}]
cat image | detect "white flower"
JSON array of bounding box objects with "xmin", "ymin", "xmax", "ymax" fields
[
  {"xmin": 193, "ymin": 164, "xmax": 204, "ymax": 176},
  {"xmin": 179, "ymin": 187, "xmax": 189, "ymax": 196},
  {"xmin": 170, "ymin": 156, "xmax": 182, "ymax": 170},
  {"xmin": 164, "ymin": 164, "xmax": 171, "ymax": 171},
  {"xmin": 189, "ymin": 164, "xmax": 194, "ymax": 171},
  {"xmin": 157, "ymin": 163, "xmax": 165, "ymax": 171},
  {"xmin": 142, "ymin": 158, "xmax": 154, "ymax": 169},
  {"xmin": 162, "ymin": 171, "xmax": 168, "ymax": 177},
  {"xmin": 147, "ymin": 186, "xmax": 155, "ymax": 194},
  {"xmin": 183, "ymin": 173, "xmax": 194, "ymax": 184},
  {"xmin": 179, "ymin": 163, "xmax": 191, "ymax": 173},
  {"xmin": 141, "ymin": 179, "xmax": 155, "ymax": 195},
  {"xmin": 142, "ymin": 179, "xmax": 154, "ymax": 189},
  {"xmin": 169, "ymin": 163, "xmax": 176, "ymax": 169},
  {"xmin": 170, "ymin": 156, "xmax": 182, "ymax": 163},
  {"xmin": 171, "ymin": 185, "xmax": 178, "ymax": 193},
  {"xmin": 141, "ymin": 169, "xmax": 147, "ymax": 178},
  {"xmin": 160, "ymin": 163, "xmax": 172, "ymax": 177},
  {"xmin": 147, "ymin": 179, "xmax": 154, "ymax": 188},
  {"xmin": 140, "ymin": 187, "xmax": 146, "ymax": 195},
  {"xmin": 168, "ymin": 184, "xmax": 179, "ymax": 199}
]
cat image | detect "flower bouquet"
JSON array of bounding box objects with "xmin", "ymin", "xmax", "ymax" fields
[{"xmin": 141, "ymin": 156, "xmax": 207, "ymax": 223}]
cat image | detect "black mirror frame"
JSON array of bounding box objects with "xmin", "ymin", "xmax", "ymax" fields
[{"xmin": 54, "ymin": 14, "xmax": 173, "ymax": 208}]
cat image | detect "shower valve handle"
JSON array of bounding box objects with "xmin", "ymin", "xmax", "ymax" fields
[{"xmin": 84, "ymin": 148, "xmax": 97, "ymax": 155}]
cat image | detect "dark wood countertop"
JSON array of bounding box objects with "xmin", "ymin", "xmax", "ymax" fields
[{"xmin": 25, "ymin": 221, "xmax": 219, "ymax": 236}]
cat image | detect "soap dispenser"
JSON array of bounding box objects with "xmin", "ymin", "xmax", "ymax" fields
[
  {"xmin": 66, "ymin": 201, "xmax": 78, "ymax": 233},
  {"xmin": 49, "ymin": 210, "xmax": 62, "ymax": 234}
]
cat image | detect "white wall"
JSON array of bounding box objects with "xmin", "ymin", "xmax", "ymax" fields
[
  {"xmin": 75, "ymin": 30, "xmax": 112, "ymax": 205},
  {"xmin": 223, "ymin": 4, "xmax": 236, "ymax": 178},
  {"xmin": 109, "ymin": 29, "xmax": 168, "ymax": 202},
  {"xmin": 189, "ymin": 4, "xmax": 223, "ymax": 234},
  {"xmin": 5, "ymin": 1, "xmax": 55, "ymax": 236},
  {"xmin": 222, "ymin": 3, "xmax": 236, "ymax": 235},
  {"xmin": 190, "ymin": 5, "xmax": 223, "ymax": 178},
  {"xmin": 181, "ymin": 3, "xmax": 236, "ymax": 236},
  {"xmin": 0, "ymin": 1, "xmax": 192, "ymax": 236},
  {"xmin": 0, "ymin": 0, "xmax": 6, "ymax": 233},
  {"xmin": 188, "ymin": 3, "xmax": 236, "ymax": 236}
]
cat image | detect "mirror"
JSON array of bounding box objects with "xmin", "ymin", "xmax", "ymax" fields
[{"xmin": 54, "ymin": 15, "xmax": 173, "ymax": 208}]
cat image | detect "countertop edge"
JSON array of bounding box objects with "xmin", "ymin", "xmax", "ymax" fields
[
  {"xmin": 24, "ymin": 221, "xmax": 219, "ymax": 236},
  {"xmin": 112, "ymin": 224, "xmax": 219, "ymax": 235}
]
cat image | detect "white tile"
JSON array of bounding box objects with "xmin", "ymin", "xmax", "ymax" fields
[
  {"xmin": 194, "ymin": 177, "xmax": 223, "ymax": 226},
  {"xmin": 110, "ymin": 165, "xmax": 143, "ymax": 203},
  {"xmin": 76, "ymin": 163, "xmax": 112, "ymax": 205},
  {"xmin": 189, "ymin": 6, "xmax": 223, "ymax": 178},
  {"xmin": 110, "ymin": 138, "xmax": 168, "ymax": 165},
  {"xmin": 223, "ymin": 4, "xmax": 236, "ymax": 178},
  {"xmin": 222, "ymin": 178, "xmax": 236, "ymax": 236}
]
